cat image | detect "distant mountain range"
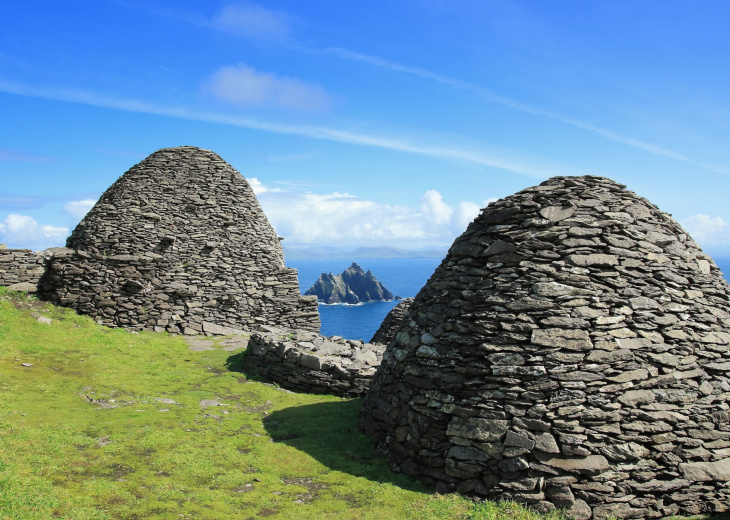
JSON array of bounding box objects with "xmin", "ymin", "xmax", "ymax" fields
[{"xmin": 283, "ymin": 245, "xmax": 448, "ymax": 260}]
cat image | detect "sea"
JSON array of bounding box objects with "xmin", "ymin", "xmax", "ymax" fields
[{"xmin": 286, "ymin": 256, "xmax": 730, "ymax": 342}]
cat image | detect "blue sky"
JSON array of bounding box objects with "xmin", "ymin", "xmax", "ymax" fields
[{"xmin": 2, "ymin": 1, "xmax": 730, "ymax": 256}]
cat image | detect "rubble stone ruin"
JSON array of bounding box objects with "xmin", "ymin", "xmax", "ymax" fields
[
  {"xmin": 40, "ymin": 146, "xmax": 320, "ymax": 335},
  {"xmin": 360, "ymin": 175, "xmax": 730, "ymax": 518},
  {"xmin": 244, "ymin": 326, "xmax": 385, "ymax": 397}
]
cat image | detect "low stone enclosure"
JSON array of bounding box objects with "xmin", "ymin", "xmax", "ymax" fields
[
  {"xmin": 243, "ymin": 326, "xmax": 385, "ymax": 397},
  {"xmin": 360, "ymin": 175, "xmax": 730, "ymax": 518},
  {"xmin": 6, "ymin": 146, "xmax": 320, "ymax": 335},
  {"xmin": 0, "ymin": 247, "xmax": 46, "ymax": 290}
]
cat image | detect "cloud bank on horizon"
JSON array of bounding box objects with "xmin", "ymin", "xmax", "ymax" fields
[
  {"xmin": 0, "ymin": 181, "xmax": 487, "ymax": 251},
  {"xmin": 2, "ymin": 1, "xmax": 730, "ymax": 256}
]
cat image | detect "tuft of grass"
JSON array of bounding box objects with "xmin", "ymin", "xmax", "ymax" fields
[{"xmin": 1, "ymin": 288, "xmax": 716, "ymax": 520}]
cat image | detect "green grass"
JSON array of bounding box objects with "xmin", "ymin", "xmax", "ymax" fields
[{"xmin": 0, "ymin": 287, "xmax": 573, "ymax": 520}]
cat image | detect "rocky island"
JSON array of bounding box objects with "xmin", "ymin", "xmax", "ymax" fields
[{"xmin": 305, "ymin": 262, "xmax": 395, "ymax": 304}]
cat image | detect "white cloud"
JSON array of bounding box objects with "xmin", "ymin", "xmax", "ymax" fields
[
  {"xmin": 63, "ymin": 199, "xmax": 96, "ymax": 221},
  {"xmin": 211, "ymin": 2, "xmax": 291, "ymax": 41},
  {"xmin": 681, "ymin": 214, "xmax": 730, "ymax": 247},
  {"xmin": 420, "ymin": 189, "xmax": 453, "ymax": 226},
  {"xmin": 254, "ymin": 180, "xmax": 484, "ymax": 248},
  {"xmin": 248, "ymin": 177, "xmax": 282, "ymax": 195},
  {"xmin": 204, "ymin": 63, "xmax": 332, "ymax": 112},
  {"xmin": 0, "ymin": 214, "xmax": 68, "ymax": 250},
  {"xmin": 454, "ymin": 201, "xmax": 482, "ymax": 232}
]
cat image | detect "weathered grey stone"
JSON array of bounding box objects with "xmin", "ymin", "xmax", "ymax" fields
[
  {"xmin": 7, "ymin": 282, "xmax": 38, "ymax": 292},
  {"xmin": 679, "ymin": 458, "xmax": 730, "ymax": 481},
  {"xmin": 446, "ymin": 417, "xmax": 509, "ymax": 442},
  {"xmin": 533, "ymin": 282, "xmax": 591, "ymax": 297},
  {"xmin": 600, "ymin": 443, "xmax": 650, "ymax": 462},
  {"xmin": 359, "ymin": 175, "xmax": 730, "ymax": 518},
  {"xmin": 617, "ymin": 390, "xmax": 656, "ymax": 406},
  {"xmin": 567, "ymin": 499, "xmax": 592, "ymax": 520},
  {"xmin": 539, "ymin": 455, "xmax": 610, "ymax": 474},
  {"xmin": 447, "ymin": 446, "xmax": 490, "ymax": 462},
  {"xmin": 567, "ymin": 254, "xmax": 619, "ymax": 267},
  {"xmin": 202, "ymin": 321, "xmax": 246, "ymax": 336},
  {"xmin": 531, "ymin": 328, "xmax": 593, "ymax": 351},
  {"xmin": 539, "ymin": 204, "xmax": 576, "ymax": 222},
  {"xmin": 505, "ymin": 430, "xmax": 536, "ymax": 449},
  {"xmin": 32, "ymin": 146, "xmax": 320, "ymax": 335},
  {"xmin": 534, "ymin": 433, "xmax": 560, "ymax": 453}
]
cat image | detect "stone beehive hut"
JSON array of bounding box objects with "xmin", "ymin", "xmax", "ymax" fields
[
  {"xmin": 41, "ymin": 146, "xmax": 320, "ymax": 334},
  {"xmin": 360, "ymin": 176, "xmax": 730, "ymax": 518}
]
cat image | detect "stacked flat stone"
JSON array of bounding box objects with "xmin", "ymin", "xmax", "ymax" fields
[
  {"xmin": 40, "ymin": 146, "xmax": 320, "ymax": 334},
  {"xmin": 371, "ymin": 298, "xmax": 415, "ymax": 344},
  {"xmin": 244, "ymin": 326, "xmax": 385, "ymax": 397},
  {"xmin": 0, "ymin": 248, "xmax": 45, "ymax": 290},
  {"xmin": 359, "ymin": 175, "xmax": 730, "ymax": 518}
]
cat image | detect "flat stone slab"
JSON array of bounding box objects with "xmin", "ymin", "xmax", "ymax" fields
[
  {"xmin": 199, "ymin": 399, "xmax": 226, "ymax": 407},
  {"xmin": 185, "ymin": 338, "xmax": 217, "ymax": 351},
  {"xmin": 7, "ymin": 282, "xmax": 38, "ymax": 292},
  {"xmin": 680, "ymin": 458, "xmax": 730, "ymax": 481},
  {"xmin": 188, "ymin": 346, "xmax": 216, "ymax": 351},
  {"xmin": 219, "ymin": 337, "xmax": 249, "ymax": 351}
]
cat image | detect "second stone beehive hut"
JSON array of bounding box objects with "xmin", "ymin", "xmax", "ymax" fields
[
  {"xmin": 360, "ymin": 176, "xmax": 730, "ymax": 518},
  {"xmin": 41, "ymin": 146, "xmax": 320, "ymax": 334}
]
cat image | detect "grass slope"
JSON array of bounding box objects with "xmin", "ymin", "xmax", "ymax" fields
[{"xmin": 0, "ymin": 288, "xmax": 567, "ymax": 519}]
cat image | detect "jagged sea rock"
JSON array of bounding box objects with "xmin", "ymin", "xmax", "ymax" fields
[
  {"xmin": 305, "ymin": 262, "xmax": 394, "ymax": 304},
  {"xmin": 359, "ymin": 175, "xmax": 730, "ymax": 518}
]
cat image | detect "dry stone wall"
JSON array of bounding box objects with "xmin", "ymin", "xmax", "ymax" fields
[
  {"xmin": 370, "ymin": 298, "xmax": 414, "ymax": 344},
  {"xmin": 360, "ymin": 175, "xmax": 730, "ymax": 518},
  {"xmin": 0, "ymin": 248, "xmax": 45, "ymax": 290},
  {"xmin": 244, "ymin": 326, "xmax": 385, "ymax": 397},
  {"xmin": 39, "ymin": 146, "xmax": 320, "ymax": 334}
]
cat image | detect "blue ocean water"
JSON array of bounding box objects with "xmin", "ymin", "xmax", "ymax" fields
[
  {"xmin": 287, "ymin": 257, "xmax": 442, "ymax": 341},
  {"xmin": 287, "ymin": 256, "xmax": 730, "ymax": 342}
]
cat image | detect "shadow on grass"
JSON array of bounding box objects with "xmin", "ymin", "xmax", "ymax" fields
[
  {"xmin": 225, "ymin": 351, "xmax": 269, "ymax": 384},
  {"xmin": 225, "ymin": 353, "xmax": 428, "ymax": 492},
  {"xmin": 263, "ymin": 399, "xmax": 428, "ymax": 493}
]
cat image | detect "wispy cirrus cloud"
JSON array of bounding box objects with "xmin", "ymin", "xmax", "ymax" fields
[
  {"xmin": 0, "ymin": 147, "xmax": 56, "ymax": 162},
  {"xmin": 104, "ymin": 2, "xmax": 727, "ymax": 174},
  {"xmin": 0, "ymin": 194, "xmax": 56, "ymax": 211},
  {"xmin": 210, "ymin": 2, "xmax": 292, "ymax": 41},
  {"xmin": 203, "ymin": 63, "xmax": 333, "ymax": 112},
  {"xmin": 90, "ymin": 147, "xmax": 147, "ymax": 159},
  {"xmin": 309, "ymin": 47, "xmax": 726, "ymax": 171},
  {"xmin": 0, "ymin": 77, "xmax": 558, "ymax": 178},
  {"xmin": 105, "ymin": 1, "xmax": 293, "ymax": 43},
  {"xmin": 265, "ymin": 152, "xmax": 317, "ymax": 163}
]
